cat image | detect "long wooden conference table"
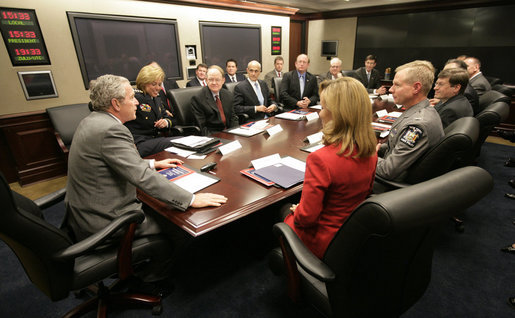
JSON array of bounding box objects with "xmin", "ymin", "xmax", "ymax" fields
[
  {"xmin": 137, "ymin": 113, "xmax": 323, "ymax": 237},
  {"xmin": 137, "ymin": 97, "xmax": 397, "ymax": 237}
]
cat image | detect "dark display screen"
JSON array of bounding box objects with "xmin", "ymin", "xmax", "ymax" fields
[{"xmin": 0, "ymin": 7, "xmax": 50, "ymax": 66}]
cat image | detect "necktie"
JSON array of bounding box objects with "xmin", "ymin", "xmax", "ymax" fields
[
  {"xmin": 367, "ymin": 72, "xmax": 371, "ymax": 83},
  {"xmin": 202, "ymin": 80, "xmax": 206, "ymax": 86},
  {"xmin": 254, "ymin": 82, "xmax": 264, "ymax": 105},
  {"xmin": 215, "ymin": 95, "xmax": 226, "ymax": 127},
  {"xmin": 278, "ymin": 72, "xmax": 281, "ymax": 78},
  {"xmin": 299, "ymin": 74, "xmax": 305, "ymax": 97},
  {"xmin": 232, "ymin": 76, "xmax": 236, "ymax": 82}
]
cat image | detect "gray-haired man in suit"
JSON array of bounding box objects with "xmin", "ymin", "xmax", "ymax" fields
[{"xmin": 65, "ymin": 74, "xmax": 227, "ymax": 280}]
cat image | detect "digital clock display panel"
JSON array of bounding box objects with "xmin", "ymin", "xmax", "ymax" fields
[{"xmin": 0, "ymin": 7, "xmax": 50, "ymax": 66}]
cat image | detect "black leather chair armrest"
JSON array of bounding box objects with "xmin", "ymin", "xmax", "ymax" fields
[
  {"xmin": 171, "ymin": 125, "xmax": 201, "ymax": 136},
  {"xmin": 273, "ymin": 223, "xmax": 335, "ymax": 282},
  {"xmin": 53, "ymin": 210, "xmax": 145, "ymax": 260},
  {"xmin": 237, "ymin": 113, "xmax": 250, "ymax": 125},
  {"xmin": 33, "ymin": 188, "xmax": 66, "ymax": 210},
  {"xmin": 374, "ymin": 174, "xmax": 410, "ymax": 190}
]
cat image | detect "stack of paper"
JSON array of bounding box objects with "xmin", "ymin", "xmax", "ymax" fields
[{"xmin": 241, "ymin": 154, "xmax": 306, "ymax": 188}]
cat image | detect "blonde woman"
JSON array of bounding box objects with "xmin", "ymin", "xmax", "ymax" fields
[
  {"xmin": 125, "ymin": 64, "xmax": 175, "ymax": 157},
  {"xmin": 283, "ymin": 77, "xmax": 378, "ymax": 259}
]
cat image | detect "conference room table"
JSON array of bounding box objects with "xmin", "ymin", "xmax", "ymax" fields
[{"xmin": 137, "ymin": 97, "xmax": 397, "ymax": 237}]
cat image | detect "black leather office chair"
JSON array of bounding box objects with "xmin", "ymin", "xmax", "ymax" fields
[
  {"xmin": 343, "ymin": 70, "xmax": 358, "ymax": 78},
  {"xmin": 374, "ymin": 116, "xmax": 480, "ymax": 191},
  {"xmin": 478, "ymin": 90, "xmax": 509, "ymax": 113},
  {"xmin": 224, "ymin": 81, "xmax": 238, "ymax": 94},
  {"xmin": 491, "ymin": 84, "xmax": 513, "ymax": 97},
  {"xmin": 46, "ymin": 103, "xmax": 91, "ymax": 161},
  {"xmin": 269, "ymin": 166, "xmax": 493, "ymax": 318},
  {"xmin": 473, "ymin": 101, "xmax": 510, "ymax": 158},
  {"xmin": 273, "ymin": 77, "xmax": 283, "ymax": 105},
  {"xmin": 0, "ymin": 172, "xmax": 173, "ymax": 317},
  {"xmin": 167, "ymin": 87, "xmax": 202, "ymax": 135}
]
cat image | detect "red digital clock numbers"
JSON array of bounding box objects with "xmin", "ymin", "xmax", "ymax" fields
[
  {"xmin": 8, "ymin": 30, "xmax": 36, "ymax": 38},
  {"xmin": 1, "ymin": 7, "xmax": 50, "ymax": 65},
  {"xmin": 1, "ymin": 11, "xmax": 31, "ymax": 20},
  {"xmin": 15, "ymin": 48, "xmax": 41, "ymax": 56}
]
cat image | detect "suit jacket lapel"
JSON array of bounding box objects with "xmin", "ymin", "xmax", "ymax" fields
[{"xmin": 245, "ymin": 80, "xmax": 261, "ymax": 106}]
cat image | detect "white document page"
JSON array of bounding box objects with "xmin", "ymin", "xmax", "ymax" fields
[
  {"xmin": 251, "ymin": 153, "xmax": 281, "ymax": 170},
  {"xmin": 173, "ymin": 173, "xmax": 218, "ymax": 194}
]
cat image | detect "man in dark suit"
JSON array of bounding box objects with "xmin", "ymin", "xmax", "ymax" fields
[
  {"xmin": 233, "ymin": 60, "xmax": 278, "ymax": 122},
  {"xmin": 186, "ymin": 63, "xmax": 208, "ymax": 87},
  {"xmin": 354, "ymin": 55, "xmax": 387, "ymax": 95},
  {"xmin": 224, "ymin": 58, "xmax": 245, "ymax": 83},
  {"xmin": 66, "ymin": 74, "xmax": 227, "ymax": 281},
  {"xmin": 441, "ymin": 59, "xmax": 480, "ymax": 115},
  {"xmin": 191, "ymin": 65, "xmax": 239, "ymax": 135},
  {"xmin": 433, "ymin": 68, "xmax": 473, "ymax": 128},
  {"xmin": 465, "ymin": 57, "xmax": 491, "ymax": 96},
  {"xmin": 279, "ymin": 54, "xmax": 319, "ymax": 110}
]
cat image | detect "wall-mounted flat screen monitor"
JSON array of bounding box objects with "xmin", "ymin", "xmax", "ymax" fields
[
  {"xmin": 67, "ymin": 12, "xmax": 182, "ymax": 89},
  {"xmin": 18, "ymin": 70, "xmax": 58, "ymax": 100},
  {"xmin": 321, "ymin": 40, "xmax": 338, "ymax": 57},
  {"xmin": 200, "ymin": 22, "xmax": 261, "ymax": 74}
]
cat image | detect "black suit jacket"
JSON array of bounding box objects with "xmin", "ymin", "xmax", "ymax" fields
[
  {"xmin": 233, "ymin": 79, "xmax": 277, "ymax": 121},
  {"xmin": 224, "ymin": 73, "xmax": 246, "ymax": 83},
  {"xmin": 279, "ymin": 70, "xmax": 319, "ymax": 109},
  {"xmin": 191, "ymin": 87, "xmax": 238, "ymax": 136},
  {"xmin": 355, "ymin": 67, "xmax": 382, "ymax": 93},
  {"xmin": 434, "ymin": 94, "xmax": 473, "ymax": 129},
  {"xmin": 186, "ymin": 77, "xmax": 205, "ymax": 87}
]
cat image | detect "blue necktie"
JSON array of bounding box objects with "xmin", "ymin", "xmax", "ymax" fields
[
  {"xmin": 299, "ymin": 74, "xmax": 305, "ymax": 97},
  {"xmin": 254, "ymin": 82, "xmax": 264, "ymax": 105}
]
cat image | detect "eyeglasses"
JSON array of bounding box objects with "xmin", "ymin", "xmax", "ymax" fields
[{"xmin": 207, "ymin": 78, "xmax": 223, "ymax": 83}]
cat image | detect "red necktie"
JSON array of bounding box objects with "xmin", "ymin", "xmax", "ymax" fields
[
  {"xmin": 278, "ymin": 72, "xmax": 281, "ymax": 78},
  {"xmin": 215, "ymin": 95, "xmax": 226, "ymax": 127}
]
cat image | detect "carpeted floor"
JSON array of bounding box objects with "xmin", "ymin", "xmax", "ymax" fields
[{"xmin": 0, "ymin": 142, "xmax": 514, "ymax": 317}]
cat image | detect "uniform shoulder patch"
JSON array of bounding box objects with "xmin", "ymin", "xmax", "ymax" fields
[
  {"xmin": 400, "ymin": 125, "xmax": 423, "ymax": 148},
  {"xmin": 139, "ymin": 104, "xmax": 152, "ymax": 112},
  {"xmin": 134, "ymin": 88, "xmax": 143, "ymax": 94}
]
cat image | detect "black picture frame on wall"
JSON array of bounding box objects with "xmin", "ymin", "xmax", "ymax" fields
[
  {"xmin": 199, "ymin": 22, "xmax": 261, "ymax": 73},
  {"xmin": 67, "ymin": 12, "xmax": 183, "ymax": 89}
]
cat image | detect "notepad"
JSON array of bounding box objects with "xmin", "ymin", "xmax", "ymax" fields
[{"xmin": 253, "ymin": 163, "xmax": 304, "ymax": 188}]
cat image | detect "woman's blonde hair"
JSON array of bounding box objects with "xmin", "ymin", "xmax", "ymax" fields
[
  {"xmin": 320, "ymin": 77, "xmax": 376, "ymax": 158},
  {"xmin": 135, "ymin": 64, "xmax": 165, "ymax": 91}
]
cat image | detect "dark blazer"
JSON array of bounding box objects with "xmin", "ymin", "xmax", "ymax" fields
[
  {"xmin": 279, "ymin": 70, "xmax": 319, "ymax": 109},
  {"xmin": 191, "ymin": 86, "xmax": 238, "ymax": 136},
  {"xmin": 355, "ymin": 67, "xmax": 382, "ymax": 93},
  {"xmin": 233, "ymin": 79, "xmax": 277, "ymax": 121},
  {"xmin": 469, "ymin": 72, "xmax": 491, "ymax": 96},
  {"xmin": 224, "ymin": 73, "xmax": 246, "ymax": 83},
  {"xmin": 464, "ymin": 83, "xmax": 480, "ymax": 115},
  {"xmin": 434, "ymin": 94, "xmax": 473, "ymax": 129},
  {"xmin": 125, "ymin": 90, "xmax": 175, "ymax": 139},
  {"xmin": 186, "ymin": 77, "xmax": 205, "ymax": 87}
]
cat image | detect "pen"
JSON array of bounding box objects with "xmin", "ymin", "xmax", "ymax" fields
[{"xmin": 208, "ymin": 171, "xmax": 216, "ymax": 175}]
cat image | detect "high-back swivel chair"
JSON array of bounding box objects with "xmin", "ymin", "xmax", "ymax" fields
[
  {"xmin": 167, "ymin": 87, "xmax": 203, "ymax": 135},
  {"xmin": 46, "ymin": 103, "xmax": 91, "ymax": 161},
  {"xmin": 269, "ymin": 166, "xmax": 493, "ymax": 318},
  {"xmin": 0, "ymin": 172, "xmax": 173, "ymax": 317}
]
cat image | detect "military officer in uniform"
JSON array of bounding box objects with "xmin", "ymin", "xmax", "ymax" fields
[
  {"xmin": 376, "ymin": 60, "xmax": 444, "ymax": 182},
  {"xmin": 125, "ymin": 64, "xmax": 176, "ymax": 157}
]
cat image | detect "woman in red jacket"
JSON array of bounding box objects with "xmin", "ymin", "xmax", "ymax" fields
[{"xmin": 283, "ymin": 77, "xmax": 378, "ymax": 259}]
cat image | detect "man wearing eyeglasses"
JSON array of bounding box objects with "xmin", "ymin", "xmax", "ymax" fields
[
  {"xmin": 432, "ymin": 68, "xmax": 473, "ymax": 128},
  {"xmin": 191, "ymin": 65, "xmax": 239, "ymax": 136}
]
